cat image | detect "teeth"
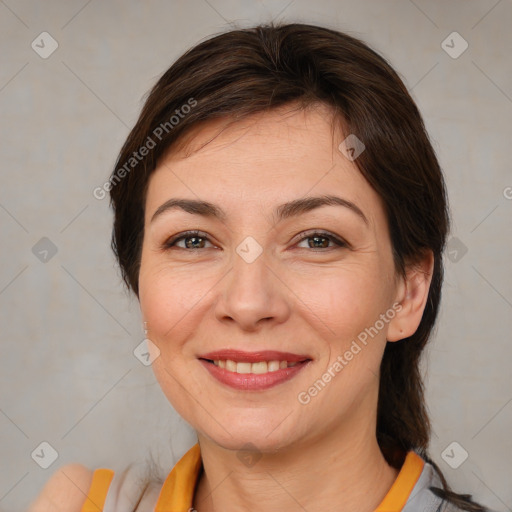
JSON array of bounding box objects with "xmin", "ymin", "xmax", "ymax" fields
[
  {"xmin": 251, "ymin": 361, "xmax": 268, "ymax": 374},
  {"xmin": 236, "ymin": 362, "xmax": 252, "ymax": 374},
  {"xmin": 211, "ymin": 359, "xmax": 300, "ymax": 374},
  {"xmin": 225, "ymin": 359, "xmax": 237, "ymax": 372},
  {"xmin": 267, "ymin": 360, "xmax": 280, "ymax": 372}
]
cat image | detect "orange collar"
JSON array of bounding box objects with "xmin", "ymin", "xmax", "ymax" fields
[
  {"xmin": 375, "ymin": 451, "xmax": 425, "ymax": 511},
  {"xmin": 155, "ymin": 444, "xmax": 425, "ymax": 512}
]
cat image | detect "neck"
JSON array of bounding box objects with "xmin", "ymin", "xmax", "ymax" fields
[{"xmin": 193, "ymin": 418, "xmax": 399, "ymax": 512}]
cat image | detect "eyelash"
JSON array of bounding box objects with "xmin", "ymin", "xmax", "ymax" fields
[{"xmin": 162, "ymin": 229, "xmax": 348, "ymax": 251}]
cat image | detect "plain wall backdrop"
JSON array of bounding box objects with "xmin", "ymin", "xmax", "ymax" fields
[{"xmin": 1, "ymin": 0, "xmax": 511, "ymax": 510}]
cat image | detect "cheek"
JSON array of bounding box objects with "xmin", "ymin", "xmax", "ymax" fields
[
  {"xmin": 295, "ymin": 269, "xmax": 393, "ymax": 409},
  {"xmin": 138, "ymin": 265, "xmax": 210, "ymax": 419},
  {"xmin": 297, "ymin": 264, "xmax": 392, "ymax": 341},
  {"xmin": 138, "ymin": 262, "xmax": 217, "ymax": 350},
  {"xmin": 297, "ymin": 265, "xmax": 395, "ymax": 400}
]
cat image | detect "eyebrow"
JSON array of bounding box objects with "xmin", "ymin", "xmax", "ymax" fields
[{"xmin": 150, "ymin": 195, "xmax": 369, "ymax": 226}]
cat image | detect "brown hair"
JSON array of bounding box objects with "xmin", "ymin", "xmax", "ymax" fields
[{"xmin": 109, "ymin": 22, "xmax": 488, "ymax": 511}]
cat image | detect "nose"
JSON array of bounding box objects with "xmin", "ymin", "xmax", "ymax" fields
[{"xmin": 214, "ymin": 249, "xmax": 291, "ymax": 332}]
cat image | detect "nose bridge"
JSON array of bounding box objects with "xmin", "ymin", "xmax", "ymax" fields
[{"xmin": 215, "ymin": 240, "xmax": 289, "ymax": 329}]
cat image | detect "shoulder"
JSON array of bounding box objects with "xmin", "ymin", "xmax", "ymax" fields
[
  {"xmin": 408, "ymin": 457, "xmax": 496, "ymax": 512},
  {"xmin": 27, "ymin": 463, "xmax": 96, "ymax": 512},
  {"xmin": 102, "ymin": 460, "xmax": 163, "ymax": 511}
]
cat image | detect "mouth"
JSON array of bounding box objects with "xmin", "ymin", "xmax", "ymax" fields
[
  {"xmin": 198, "ymin": 350, "xmax": 312, "ymax": 390},
  {"xmin": 209, "ymin": 359, "xmax": 300, "ymax": 373}
]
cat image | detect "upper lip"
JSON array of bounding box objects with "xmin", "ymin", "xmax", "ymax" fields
[{"xmin": 198, "ymin": 349, "xmax": 312, "ymax": 363}]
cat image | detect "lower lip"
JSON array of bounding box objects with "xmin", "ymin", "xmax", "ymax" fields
[{"xmin": 199, "ymin": 359, "xmax": 310, "ymax": 391}]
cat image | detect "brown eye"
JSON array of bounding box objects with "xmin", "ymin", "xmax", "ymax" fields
[
  {"xmin": 296, "ymin": 231, "xmax": 347, "ymax": 250},
  {"xmin": 163, "ymin": 230, "xmax": 214, "ymax": 250}
]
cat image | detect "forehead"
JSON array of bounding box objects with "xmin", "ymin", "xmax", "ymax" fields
[
  {"xmin": 145, "ymin": 104, "xmax": 384, "ymax": 226},
  {"xmin": 168, "ymin": 103, "xmax": 338, "ymax": 164}
]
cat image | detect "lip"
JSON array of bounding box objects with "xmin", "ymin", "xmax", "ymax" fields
[
  {"xmin": 198, "ymin": 350, "xmax": 312, "ymax": 391},
  {"xmin": 198, "ymin": 349, "xmax": 311, "ymax": 363},
  {"xmin": 199, "ymin": 359, "xmax": 311, "ymax": 391}
]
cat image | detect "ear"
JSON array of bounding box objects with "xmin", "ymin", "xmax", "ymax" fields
[{"xmin": 387, "ymin": 250, "xmax": 434, "ymax": 342}]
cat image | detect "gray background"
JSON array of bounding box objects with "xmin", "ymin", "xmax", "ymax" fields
[{"xmin": 1, "ymin": 1, "xmax": 511, "ymax": 511}]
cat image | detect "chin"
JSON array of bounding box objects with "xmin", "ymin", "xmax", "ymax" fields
[
  {"xmin": 197, "ymin": 410, "xmax": 303, "ymax": 453},
  {"xmin": 204, "ymin": 430, "xmax": 292, "ymax": 454}
]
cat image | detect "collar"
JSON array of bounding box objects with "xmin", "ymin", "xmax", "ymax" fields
[{"xmin": 155, "ymin": 444, "xmax": 425, "ymax": 512}]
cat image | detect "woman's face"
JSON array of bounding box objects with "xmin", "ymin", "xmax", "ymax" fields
[{"xmin": 139, "ymin": 104, "xmax": 404, "ymax": 452}]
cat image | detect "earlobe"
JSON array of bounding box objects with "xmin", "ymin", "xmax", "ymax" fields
[{"xmin": 387, "ymin": 251, "xmax": 434, "ymax": 342}]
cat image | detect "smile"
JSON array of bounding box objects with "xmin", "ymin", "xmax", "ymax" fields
[
  {"xmin": 211, "ymin": 359, "xmax": 299, "ymax": 373},
  {"xmin": 198, "ymin": 350, "xmax": 312, "ymax": 390}
]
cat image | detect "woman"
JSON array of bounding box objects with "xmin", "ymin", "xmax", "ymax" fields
[{"xmin": 29, "ymin": 22, "xmax": 493, "ymax": 512}]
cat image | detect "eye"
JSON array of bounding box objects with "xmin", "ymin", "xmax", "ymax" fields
[
  {"xmin": 162, "ymin": 229, "xmax": 348, "ymax": 251},
  {"xmin": 295, "ymin": 230, "xmax": 348, "ymax": 250},
  {"xmin": 162, "ymin": 230, "xmax": 215, "ymax": 250}
]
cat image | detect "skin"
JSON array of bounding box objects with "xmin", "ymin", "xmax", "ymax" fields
[
  {"xmin": 26, "ymin": 464, "xmax": 93, "ymax": 512},
  {"xmin": 138, "ymin": 102, "xmax": 433, "ymax": 512}
]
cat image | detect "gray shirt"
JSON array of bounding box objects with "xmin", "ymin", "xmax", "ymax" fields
[{"xmin": 101, "ymin": 455, "xmax": 491, "ymax": 512}]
